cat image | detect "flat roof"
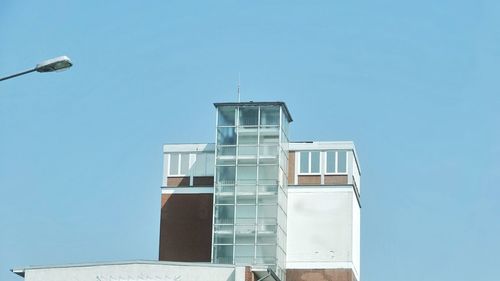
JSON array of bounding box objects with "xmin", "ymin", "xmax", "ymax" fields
[
  {"xmin": 213, "ymin": 101, "xmax": 293, "ymax": 122},
  {"xmin": 11, "ymin": 260, "xmax": 237, "ymax": 277},
  {"xmin": 163, "ymin": 143, "xmax": 215, "ymax": 152}
]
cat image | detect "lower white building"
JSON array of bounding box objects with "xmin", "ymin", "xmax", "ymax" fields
[{"xmin": 13, "ymin": 261, "xmax": 247, "ymax": 281}]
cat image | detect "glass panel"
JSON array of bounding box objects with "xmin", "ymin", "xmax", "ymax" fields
[
  {"xmin": 257, "ymin": 224, "xmax": 276, "ymax": 232},
  {"xmin": 258, "ymin": 219, "xmax": 277, "ymax": 228},
  {"xmin": 258, "ymin": 193, "xmax": 277, "ymax": 204},
  {"xmin": 260, "ymin": 145, "xmax": 278, "ymax": 157},
  {"xmin": 256, "ymin": 245, "xmax": 276, "ymax": 257},
  {"xmin": 238, "ymin": 146, "xmax": 258, "ymax": 156},
  {"xmin": 280, "ymin": 128, "xmax": 288, "ymax": 144},
  {"xmin": 239, "ymin": 107, "xmax": 258, "ymax": 126},
  {"xmin": 260, "ymin": 145, "xmax": 279, "ymax": 164},
  {"xmin": 237, "ymin": 184, "xmax": 256, "ymax": 195},
  {"xmin": 217, "ymin": 127, "xmax": 236, "ymax": 145},
  {"xmin": 236, "ymin": 184, "xmax": 256, "ymax": 204},
  {"xmin": 277, "ymin": 208, "xmax": 286, "ymax": 231},
  {"xmin": 258, "ymin": 184, "xmax": 278, "ymax": 195},
  {"xmin": 205, "ymin": 153, "xmax": 215, "ymax": 175},
  {"xmin": 255, "ymin": 256, "xmax": 275, "ymax": 265},
  {"xmin": 214, "ymin": 225, "xmax": 234, "ymax": 244},
  {"xmin": 311, "ymin": 151, "xmax": 320, "ymax": 173},
  {"xmin": 256, "ymin": 245, "xmax": 277, "ymax": 265},
  {"xmin": 235, "ymin": 225, "xmax": 255, "ymax": 244},
  {"xmin": 338, "ymin": 150, "xmax": 347, "ymax": 173},
  {"xmin": 260, "ymin": 135, "xmax": 279, "ymax": 144},
  {"xmin": 236, "ymin": 205, "xmax": 256, "ymax": 225},
  {"xmin": 260, "ymin": 106, "xmax": 280, "ymax": 125},
  {"xmin": 216, "ymin": 184, "xmax": 235, "ymax": 194},
  {"xmin": 235, "ymin": 256, "xmax": 254, "ymax": 264},
  {"xmin": 326, "ymin": 151, "xmax": 335, "ymax": 173},
  {"xmin": 277, "ymin": 226, "xmax": 286, "ymax": 249},
  {"xmin": 217, "ymin": 156, "xmax": 236, "ymax": 165},
  {"xmin": 216, "ymin": 194, "xmax": 235, "ymax": 204},
  {"xmin": 258, "ymin": 205, "xmax": 277, "ymax": 216},
  {"xmin": 259, "ymin": 165, "xmax": 278, "ymax": 181},
  {"xmin": 238, "ymin": 157, "xmax": 257, "ymax": 165},
  {"xmin": 282, "ymin": 112, "xmax": 289, "ymax": 136},
  {"xmin": 217, "ymin": 166, "xmax": 235, "ymax": 184},
  {"xmin": 235, "ymin": 224, "xmax": 255, "ymax": 236},
  {"xmin": 238, "ymin": 127, "xmax": 258, "ymax": 144},
  {"xmin": 258, "ymin": 179, "xmax": 278, "ymax": 185},
  {"xmin": 259, "ymin": 156, "xmax": 278, "ymax": 165},
  {"xmin": 214, "ymin": 245, "xmax": 233, "ymax": 264},
  {"xmin": 300, "ymin": 152, "xmax": 309, "ymax": 173},
  {"xmin": 192, "ymin": 153, "xmax": 205, "ymax": 176},
  {"xmin": 259, "ymin": 126, "xmax": 280, "ymax": 144},
  {"xmin": 237, "ymin": 166, "xmax": 257, "ymax": 183},
  {"xmin": 218, "ymin": 107, "xmax": 236, "ymax": 126},
  {"xmin": 217, "ymin": 146, "xmax": 236, "ymax": 156},
  {"xmin": 216, "ymin": 185, "xmax": 235, "ymax": 204},
  {"xmin": 235, "ymin": 245, "xmax": 254, "ymax": 260},
  {"xmin": 180, "ymin": 153, "xmax": 189, "ymax": 174},
  {"xmin": 277, "ymin": 187, "xmax": 287, "ymax": 210},
  {"xmin": 258, "ymin": 205, "xmax": 277, "ymax": 225},
  {"xmin": 215, "ymin": 205, "xmax": 234, "ymax": 224},
  {"xmin": 169, "ymin": 153, "xmax": 179, "ymax": 175},
  {"xmin": 237, "ymin": 195, "xmax": 256, "ymax": 204},
  {"xmin": 257, "ymin": 225, "xmax": 277, "ymax": 244}
]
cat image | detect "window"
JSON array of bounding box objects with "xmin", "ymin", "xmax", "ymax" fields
[
  {"xmin": 218, "ymin": 107, "xmax": 236, "ymax": 126},
  {"xmin": 299, "ymin": 151, "xmax": 320, "ymax": 174},
  {"xmin": 326, "ymin": 150, "xmax": 348, "ymax": 174},
  {"xmin": 326, "ymin": 151, "xmax": 335, "ymax": 173},
  {"xmin": 338, "ymin": 150, "xmax": 347, "ymax": 173},
  {"xmin": 169, "ymin": 153, "xmax": 179, "ymax": 175},
  {"xmin": 239, "ymin": 107, "xmax": 258, "ymax": 126},
  {"xmin": 191, "ymin": 152, "xmax": 215, "ymax": 176},
  {"xmin": 218, "ymin": 127, "xmax": 236, "ymax": 145},
  {"xmin": 217, "ymin": 166, "xmax": 236, "ymax": 184},
  {"xmin": 168, "ymin": 153, "xmax": 190, "ymax": 175},
  {"xmin": 260, "ymin": 106, "xmax": 280, "ymax": 125}
]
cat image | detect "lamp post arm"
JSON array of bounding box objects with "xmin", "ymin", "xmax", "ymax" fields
[{"xmin": 0, "ymin": 68, "xmax": 37, "ymax": 82}]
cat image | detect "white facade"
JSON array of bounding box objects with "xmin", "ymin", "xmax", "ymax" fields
[
  {"xmin": 286, "ymin": 141, "xmax": 361, "ymax": 281},
  {"xmin": 286, "ymin": 187, "xmax": 360, "ymax": 281}
]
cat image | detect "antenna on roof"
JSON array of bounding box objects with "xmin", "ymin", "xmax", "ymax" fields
[{"xmin": 237, "ymin": 72, "xmax": 241, "ymax": 103}]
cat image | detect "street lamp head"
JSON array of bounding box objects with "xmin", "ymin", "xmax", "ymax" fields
[{"xmin": 35, "ymin": 56, "xmax": 73, "ymax": 73}]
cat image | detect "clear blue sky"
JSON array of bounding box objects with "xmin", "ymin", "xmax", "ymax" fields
[{"xmin": 1, "ymin": 1, "xmax": 499, "ymax": 281}]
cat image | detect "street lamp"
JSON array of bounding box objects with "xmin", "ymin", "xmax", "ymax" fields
[{"xmin": 0, "ymin": 56, "xmax": 73, "ymax": 82}]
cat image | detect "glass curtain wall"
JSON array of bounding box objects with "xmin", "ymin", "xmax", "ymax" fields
[{"xmin": 212, "ymin": 103, "xmax": 289, "ymax": 280}]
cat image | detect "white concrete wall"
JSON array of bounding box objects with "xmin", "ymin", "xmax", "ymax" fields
[
  {"xmin": 23, "ymin": 262, "xmax": 239, "ymax": 281},
  {"xmin": 352, "ymin": 192, "xmax": 361, "ymax": 279},
  {"xmin": 286, "ymin": 186, "xmax": 360, "ymax": 281}
]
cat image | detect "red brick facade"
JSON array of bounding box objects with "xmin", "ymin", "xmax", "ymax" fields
[
  {"xmin": 159, "ymin": 193, "xmax": 213, "ymax": 262},
  {"xmin": 287, "ymin": 269, "xmax": 358, "ymax": 281}
]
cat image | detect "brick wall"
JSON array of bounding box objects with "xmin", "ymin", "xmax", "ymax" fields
[
  {"xmin": 287, "ymin": 269, "xmax": 357, "ymax": 281},
  {"xmin": 159, "ymin": 193, "xmax": 213, "ymax": 262}
]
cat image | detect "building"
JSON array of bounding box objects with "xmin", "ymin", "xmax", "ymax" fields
[
  {"xmin": 159, "ymin": 102, "xmax": 361, "ymax": 281},
  {"xmin": 13, "ymin": 101, "xmax": 361, "ymax": 281}
]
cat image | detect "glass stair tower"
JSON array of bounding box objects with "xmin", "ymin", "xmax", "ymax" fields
[{"xmin": 212, "ymin": 102, "xmax": 291, "ymax": 280}]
